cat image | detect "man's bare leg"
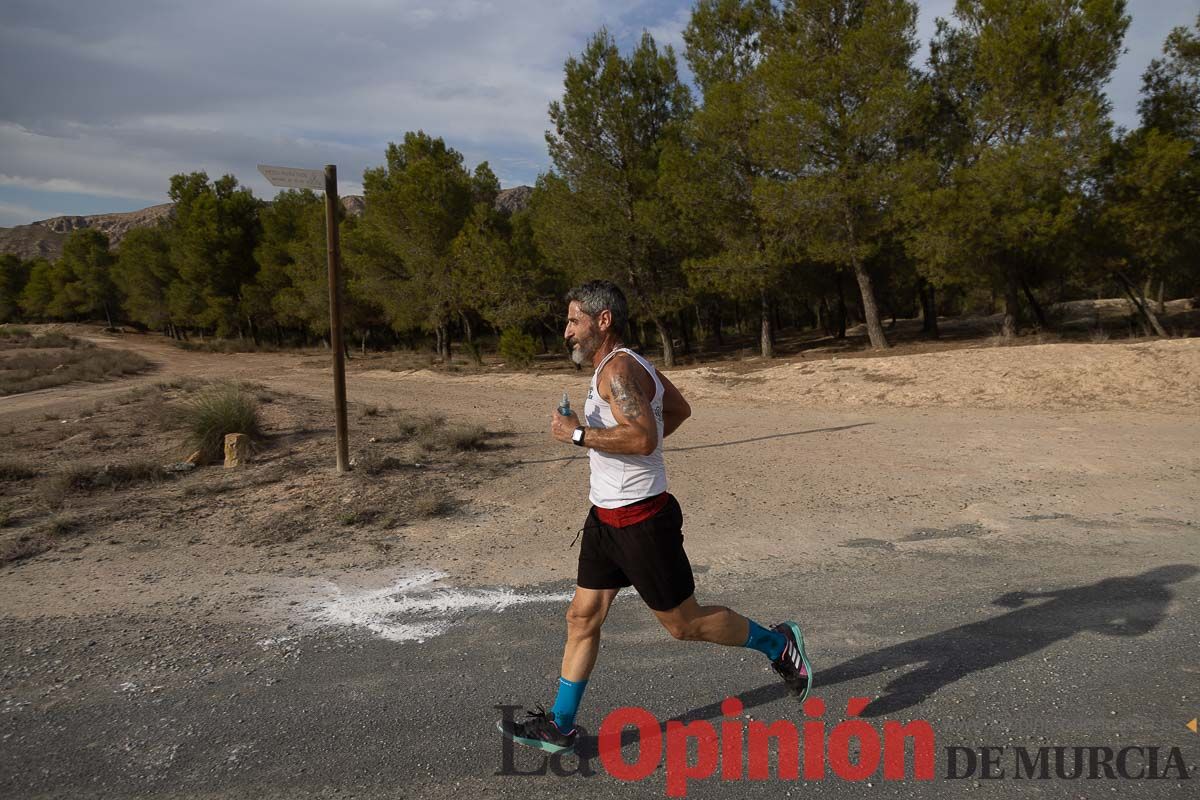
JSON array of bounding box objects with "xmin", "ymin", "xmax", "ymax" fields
[
  {"xmin": 652, "ymin": 595, "xmax": 750, "ymax": 645},
  {"xmin": 561, "ymin": 586, "xmax": 619, "ymax": 681},
  {"xmin": 653, "ymin": 595, "xmax": 813, "ymax": 698}
]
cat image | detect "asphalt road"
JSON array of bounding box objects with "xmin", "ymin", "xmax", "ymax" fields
[{"xmin": 3, "ymin": 527, "xmax": 1197, "ymax": 800}]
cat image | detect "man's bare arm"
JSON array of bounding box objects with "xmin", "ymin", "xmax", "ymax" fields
[
  {"xmin": 550, "ymin": 355, "xmax": 658, "ymax": 455},
  {"xmin": 658, "ymin": 371, "xmax": 690, "ymax": 438}
]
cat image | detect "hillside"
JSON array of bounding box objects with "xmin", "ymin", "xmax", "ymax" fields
[{"xmin": 0, "ymin": 186, "xmax": 533, "ymax": 261}]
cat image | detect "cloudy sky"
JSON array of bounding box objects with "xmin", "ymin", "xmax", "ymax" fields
[{"xmin": 0, "ymin": 0, "xmax": 1194, "ymax": 227}]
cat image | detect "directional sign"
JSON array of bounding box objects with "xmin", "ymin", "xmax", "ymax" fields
[{"xmin": 257, "ymin": 164, "xmax": 326, "ymax": 191}]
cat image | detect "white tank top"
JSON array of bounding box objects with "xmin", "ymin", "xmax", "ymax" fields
[{"xmin": 584, "ymin": 347, "xmax": 668, "ymax": 509}]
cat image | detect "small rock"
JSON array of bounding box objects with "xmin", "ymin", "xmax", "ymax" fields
[{"xmin": 224, "ymin": 434, "xmax": 251, "ymax": 468}]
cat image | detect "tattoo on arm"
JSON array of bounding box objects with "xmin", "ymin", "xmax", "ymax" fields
[{"xmin": 608, "ymin": 370, "xmax": 645, "ymax": 420}]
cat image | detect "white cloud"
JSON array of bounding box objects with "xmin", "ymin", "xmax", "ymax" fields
[
  {"xmin": 0, "ymin": 200, "xmax": 71, "ymax": 228},
  {"xmin": 0, "ymin": 0, "xmax": 1195, "ymax": 225}
]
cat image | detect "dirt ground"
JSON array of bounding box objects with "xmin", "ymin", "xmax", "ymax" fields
[{"xmin": 0, "ymin": 323, "xmax": 1195, "ymax": 619}]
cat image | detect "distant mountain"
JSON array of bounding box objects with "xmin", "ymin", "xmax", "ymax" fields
[
  {"xmin": 495, "ymin": 185, "xmax": 533, "ymax": 215},
  {"xmin": 0, "ymin": 204, "xmax": 174, "ymax": 261},
  {"xmin": 0, "ymin": 186, "xmax": 532, "ymax": 261}
]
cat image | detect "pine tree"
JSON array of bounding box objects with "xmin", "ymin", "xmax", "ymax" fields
[
  {"xmin": 665, "ymin": 0, "xmax": 784, "ymax": 358},
  {"xmin": 754, "ymin": 0, "xmax": 927, "ymax": 350},
  {"xmin": 904, "ymin": 0, "xmax": 1129, "ymax": 337},
  {"xmin": 536, "ymin": 30, "xmax": 694, "ymax": 366},
  {"xmin": 113, "ymin": 226, "xmax": 176, "ymax": 332}
]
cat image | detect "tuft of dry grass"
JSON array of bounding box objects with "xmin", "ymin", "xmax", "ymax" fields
[
  {"xmin": 411, "ymin": 489, "xmax": 459, "ymax": 518},
  {"xmin": 247, "ymin": 512, "xmax": 311, "ymax": 546},
  {"xmin": 44, "ymin": 514, "xmax": 83, "ymax": 538},
  {"xmin": 417, "ymin": 423, "xmax": 489, "ymax": 453},
  {"xmin": 179, "ymin": 382, "xmax": 262, "ymax": 463},
  {"xmin": 175, "ymin": 339, "xmax": 282, "ymax": 354},
  {"xmin": 355, "ymin": 450, "xmax": 409, "ymax": 475},
  {"xmin": 358, "ymin": 404, "xmax": 380, "ymax": 418},
  {"xmin": 393, "ymin": 412, "xmax": 446, "ymax": 439},
  {"xmin": 0, "ymin": 459, "xmax": 38, "ymax": 482},
  {"xmin": 38, "ymin": 460, "xmax": 170, "ymax": 509},
  {"xmin": 0, "ymin": 533, "xmax": 50, "ymax": 566},
  {"xmin": 0, "ymin": 337, "xmax": 151, "ymax": 395}
]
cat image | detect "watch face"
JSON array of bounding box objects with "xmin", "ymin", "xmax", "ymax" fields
[{"xmin": 572, "ymin": 427, "xmax": 585, "ymax": 443}]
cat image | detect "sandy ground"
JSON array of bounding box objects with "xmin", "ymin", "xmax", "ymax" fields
[
  {"xmin": 1, "ymin": 327, "xmax": 1198, "ymax": 798},
  {"xmin": 1, "ymin": 329, "xmax": 1197, "ymax": 617}
]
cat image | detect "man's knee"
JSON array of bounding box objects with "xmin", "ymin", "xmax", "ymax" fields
[{"xmin": 566, "ymin": 602, "xmax": 605, "ymax": 637}]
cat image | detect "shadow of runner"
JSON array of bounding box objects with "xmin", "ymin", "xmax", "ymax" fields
[
  {"xmin": 567, "ymin": 565, "xmax": 1196, "ymax": 760},
  {"xmin": 816, "ymin": 564, "xmax": 1197, "ymax": 717}
]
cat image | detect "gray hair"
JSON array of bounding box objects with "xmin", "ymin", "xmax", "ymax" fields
[{"xmin": 565, "ymin": 280, "xmax": 628, "ymax": 336}]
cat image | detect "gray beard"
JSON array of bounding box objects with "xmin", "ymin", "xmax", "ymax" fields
[{"xmin": 570, "ymin": 345, "xmax": 589, "ymax": 366}]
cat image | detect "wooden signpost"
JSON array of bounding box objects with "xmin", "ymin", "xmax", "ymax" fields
[{"xmin": 257, "ymin": 164, "xmax": 350, "ymax": 473}]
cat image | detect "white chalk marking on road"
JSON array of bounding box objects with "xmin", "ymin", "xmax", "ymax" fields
[{"xmin": 313, "ymin": 569, "xmax": 575, "ymax": 643}]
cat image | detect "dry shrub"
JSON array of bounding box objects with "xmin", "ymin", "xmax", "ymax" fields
[
  {"xmin": 38, "ymin": 461, "xmax": 170, "ymax": 509},
  {"xmin": 175, "ymin": 339, "xmax": 281, "ymax": 354},
  {"xmin": 0, "ymin": 343, "xmax": 151, "ymax": 395},
  {"xmin": 411, "ymin": 489, "xmax": 458, "ymax": 518},
  {"xmin": 0, "ymin": 459, "xmax": 38, "ymax": 482},
  {"xmin": 0, "ymin": 325, "xmax": 32, "ymax": 339},
  {"xmin": 356, "ymin": 450, "xmax": 408, "ymax": 475},
  {"xmin": 394, "ymin": 412, "xmax": 446, "ymax": 439},
  {"xmin": 45, "ymin": 515, "xmax": 83, "ymax": 538},
  {"xmin": 23, "ymin": 332, "xmax": 78, "ymax": 349},
  {"xmin": 179, "ymin": 382, "xmax": 262, "ymax": 463},
  {"xmin": 418, "ymin": 423, "xmax": 488, "ymax": 453},
  {"xmin": 247, "ymin": 512, "xmax": 311, "ymax": 545},
  {"xmin": 0, "ymin": 533, "xmax": 50, "ymax": 566},
  {"xmin": 359, "ymin": 404, "xmax": 380, "ymax": 418}
]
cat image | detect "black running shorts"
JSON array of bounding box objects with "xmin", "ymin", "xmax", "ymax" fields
[{"xmin": 576, "ymin": 493, "xmax": 696, "ymax": 612}]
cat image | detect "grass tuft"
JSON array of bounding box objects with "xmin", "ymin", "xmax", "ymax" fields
[
  {"xmin": 179, "ymin": 383, "xmax": 262, "ymax": 463},
  {"xmin": 0, "ymin": 533, "xmax": 50, "ymax": 566},
  {"xmin": 0, "ymin": 459, "xmax": 38, "ymax": 482},
  {"xmin": 417, "ymin": 423, "xmax": 489, "ymax": 453}
]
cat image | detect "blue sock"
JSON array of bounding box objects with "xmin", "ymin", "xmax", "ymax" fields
[
  {"xmin": 550, "ymin": 676, "xmax": 588, "ymax": 732},
  {"xmin": 744, "ymin": 620, "xmax": 786, "ymax": 661}
]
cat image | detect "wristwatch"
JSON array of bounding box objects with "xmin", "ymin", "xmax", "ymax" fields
[{"xmin": 572, "ymin": 426, "xmax": 586, "ymax": 446}]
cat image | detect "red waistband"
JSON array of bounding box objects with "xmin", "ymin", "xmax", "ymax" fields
[{"xmin": 594, "ymin": 492, "xmax": 669, "ymax": 528}]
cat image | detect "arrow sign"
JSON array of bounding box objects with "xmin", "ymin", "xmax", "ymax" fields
[
  {"xmin": 257, "ymin": 164, "xmax": 326, "ymax": 191},
  {"xmin": 1189, "ymin": 718, "xmax": 1198, "ymax": 733}
]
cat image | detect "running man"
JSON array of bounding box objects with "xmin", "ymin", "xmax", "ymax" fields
[{"xmin": 497, "ymin": 280, "xmax": 812, "ymax": 755}]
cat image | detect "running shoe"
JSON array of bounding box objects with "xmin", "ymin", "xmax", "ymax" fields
[
  {"xmin": 771, "ymin": 621, "xmax": 813, "ymax": 700},
  {"xmin": 496, "ymin": 705, "xmax": 577, "ymax": 754}
]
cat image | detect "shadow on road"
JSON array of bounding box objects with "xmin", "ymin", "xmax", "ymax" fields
[
  {"xmin": 816, "ymin": 564, "xmax": 1197, "ymax": 716},
  {"xmin": 574, "ymin": 564, "xmax": 1197, "ymax": 758},
  {"xmin": 508, "ymin": 423, "xmax": 873, "ymax": 467}
]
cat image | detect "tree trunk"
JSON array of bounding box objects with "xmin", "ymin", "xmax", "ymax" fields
[
  {"xmin": 760, "ymin": 289, "xmax": 774, "ymax": 359},
  {"xmin": 712, "ymin": 305, "xmax": 724, "ymax": 346},
  {"xmin": 1002, "ymin": 273, "xmax": 1021, "ymax": 338},
  {"xmin": 361, "ymin": 330, "xmax": 368, "ymax": 355},
  {"xmin": 918, "ymin": 279, "xmax": 940, "ymax": 339},
  {"xmin": 835, "ymin": 275, "xmax": 848, "ymax": 339},
  {"xmin": 678, "ymin": 309, "xmax": 692, "ymax": 356},
  {"xmin": 653, "ymin": 317, "xmax": 675, "ymax": 368},
  {"xmin": 845, "ymin": 224, "xmax": 888, "ymax": 348},
  {"xmin": 1020, "ymin": 278, "xmax": 1047, "ymax": 330},
  {"xmin": 1157, "ymin": 281, "xmax": 1166, "ymax": 316},
  {"xmin": 462, "ymin": 313, "xmax": 474, "ymax": 345},
  {"xmin": 1116, "ymin": 271, "xmax": 1167, "ymax": 337}
]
